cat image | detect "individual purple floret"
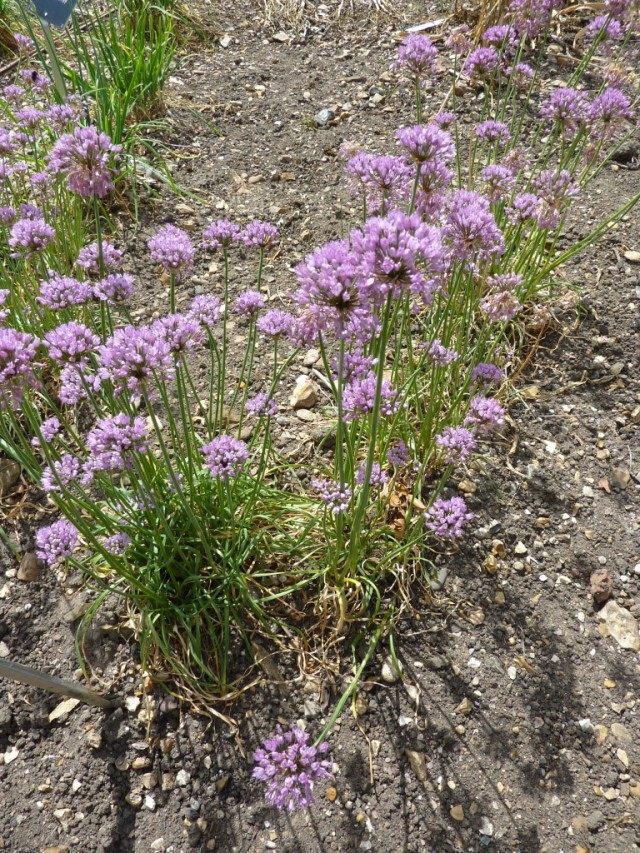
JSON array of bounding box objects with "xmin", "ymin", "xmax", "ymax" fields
[
  {"xmin": 356, "ymin": 462, "xmax": 388, "ymax": 487},
  {"xmin": 240, "ymin": 220, "xmax": 280, "ymax": 250},
  {"xmin": 464, "ymin": 395, "xmax": 505, "ymax": 433},
  {"xmin": 427, "ymin": 338, "xmax": 458, "ymax": 366},
  {"xmin": 38, "ymin": 275, "xmax": 93, "ymax": 310},
  {"xmin": 148, "ymin": 224, "xmax": 195, "ymax": 275},
  {"xmin": 0, "ymin": 327, "xmax": 39, "ymax": 405},
  {"xmin": 152, "ymin": 313, "xmax": 204, "ymax": 355},
  {"xmin": 252, "ymin": 725, "xmax": 331, "ymax": 812},
  {"xmin": 9, "ymin": 217, "xmax": 55, "ymax": 256},
  {"xmin": 387, "ymin": 440, "xmax": 410, "ymax": 467},
  {"xmin": 202, "ymin": 219, "xmax": 242, "ymax": 251},
  {"xmin": 246, "ymin": 392, "xmax": 278, "ymax": 417},
  {"xmin": 395, "ymin": 123, "xmax": 455, "ymax": 164},
  {"xmin": 45, "ymin": 322, "xmax": 99, "ymax": 363},
  {"xmin": 471, "ymin": 362, "xmax": 503, "ymax": 386},
  {"xmin": 475, "ymin": 120, "xmax": 511, "ymax": 145},
  {"xmin": 342, "ymin": 371, "xmax": 399, "ymax": 421},
  {"xmin": 481, "ymin": 164, "xmax": 516, "ymax": 202},
  {"xmin": 201, "ymin": 435, "xmax": 249, "ymax": 481},
  {"xmin": 345, "ymin": 152, "xmax": 413, "ymax": 215},
  {"xmin": 424, "ymin": 496, "xmax": 474, "ymax": 539},
  {"xmin": 41, "ymin": 453, "xmax": 83, "ymax": 493},
  {"xmin": 294, "ymin": 239, "xmax": 375, "ymax": 340},
  {"xmin": 444, "ymin": 191, "xmax": 504, "ymax": 269},
  {"xmin": 436, "ymin": 426, "xmax": 477, "ymax": 466},
  {"xmin": 234, "ymin": 289, "xmax": 266, "ymax": 317},
  {"xmin": 480, "ymin": 290, "xmax": 522, "ymax": 322},
  {"xmin": 312, "ymin": 478, "xmax": 352, "ymax": 514},
  {"xmin": 99, "ymin": 325, "xmax": 174, "ymax": 397},
  {"xmin": 103, "ymin": 532, "xmax": 131, "ymax": 555},
  {"xmin": 257, "ymin": 309, "xmax": 294, "ymax": 338},
  {"xmin": 540, "ymin": 88, "xmax": 589, "ymax": 138},
  {"xmin": 48, "ymin": 125, "xmax": 120, "ymax": 198},
  {"xmin": 463, "ymin": 47, "xmax": 499, "ymax": 79},
  {"xmin": 188, "ymin": 294, "xmax": 222, "ymax": 327},
  {"xmin": 31, "ymin": 416, "xmax": 61, "ymax": 447},
  {"xmin": 92, "ymin": 273, "xmax": 135, "ymax": 303},
  {"xmin": 35, "ymin": 519, "xmax": 78, "ymax": 567},
  {"xmin": 86, "ymin": 414, "xmax": 149, "ymax": 474},
  {"xmin": 391, "ymin": 34, "xmax": 439, "ymax": 77},
  {"xmin": 77, "ymin": 241, "xmax": 124, "ymax": 274}
]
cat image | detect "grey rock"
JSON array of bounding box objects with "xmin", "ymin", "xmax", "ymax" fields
[{"xmin": 314, "ymin": 108, "xmax": 335, "ymax": 127}]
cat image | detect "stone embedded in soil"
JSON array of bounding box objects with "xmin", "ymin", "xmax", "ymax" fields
[
  {"xmin": 313, "ymin": 108, "xmax": 335, "ymax": 127},
  {"xmin": 450, "ymin": 804, "xmax": 465, "ymax": 821},
  {"xmin": 590, "ymin": 568, "xmax": 613, "ymax": 604},
  {"xmin": 17, "ymin": 552, "xmax": 40, "ymax": 582},
  {"xmin": 610, "ymin": 723, "xmax": 632, "ymax": 743},
  {"xmin": 175, "ymin": 769, "xmax": 191, "ymax": 787},
  {"xmin": 289, "ymin": 375, "xmax": 319, "ymax": 410},
  {"xmin": 0, "ymin": 459, "xmax": 20, "ymax": 496},
  {"xmin": 381, "ymin": 655, "xmax": 403, "ymax": 683},
  {"xmin": 585, "ymin": 810, "xmax": 605, "ymax": 832},
  {"xmin": 598, "ymin": 600, "xmax": 640, "ymax": 650}
]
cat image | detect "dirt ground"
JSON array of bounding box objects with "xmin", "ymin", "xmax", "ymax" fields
[{"xmin": 1, "ymin": 1, "xmax": 639, "ymax": 851}]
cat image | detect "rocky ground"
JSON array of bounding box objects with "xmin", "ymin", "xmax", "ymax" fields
[{"xmin": 1, "ymin": 1, "xmax": 639, "ymax": 851}]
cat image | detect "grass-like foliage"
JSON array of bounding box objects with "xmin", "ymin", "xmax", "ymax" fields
[{"xmin": 0, "ymin": 0, "xmax": 639, "ymax": 809}]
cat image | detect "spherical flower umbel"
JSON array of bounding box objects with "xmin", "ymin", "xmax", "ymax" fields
[
  {"xmin": 202, "ymin": 219, "xmax": 241, "ymax": 251},
  {"xmin": 588, "ymin": 87, "xmax": 632, "ymax": 133},
  {"xmin": 0, "ymin": 289, "xmax": 9, "ymax": 323},
  {"xmin": 35, "ymin": 519, "xmax": 78, "ymax": 567},
  {"xmin": 480, "ymin": 290, "xmax": 522, "ymax": 322},
  {"xmin": 252, "ymin": 725, "xmax": 331, "ymax": 812},
  {"xmin": 38, "ymin": 275, "xmax": 93, "ymax": 310},
  {"xmin": 471, "ymin": 362, "xmax": 503, "ymax": 386},
  {"xmin": 436, "ymin": 426, "xmax": 477, "ymax": 466},
  {"xmin": 31, "ymin": 416, "xmax": 61, "ymax": 447},
  {"xmin": 92, "ymin": 273, "xmax": 134, "ymax": 303},
  {"xmin": 426, "ymin": 338, "xmax": 458, "ymax": 366},
  {"xmin": 387, "ymin": 440, "xmax": 410, "ymax": 467},
  {"xmin": 345, "ymin": 152, "xmax": 413, "ymax": 215},
  {"xmin": 342, "ymin": 371, "xmax": 399, "ymax": 422},
  {"xmin": 540, "ymin": 88, "xmax": 589, "ymax": 138},
  {"xmin": 424, "ymin": 496, "xmax": 474, "ymax": 539},
  {"xmin": 464, "ymin": 395, "xmax": 505, "ymax": 433},
  {"xmin": 41, "ymin": 453, "xmax": 83, "ymax": 494},
  {"xmin": 481, "ymin": 165, "xmax": 516, "ymax": 202},
  {"xmin": 395, "ymin": 123, "xmax": 455, "ymax": 164},
  {"xmin": 312, "ymin": 478, "xmax": 352, "ymax": 514},
  {"xmin": 463, "ymin": 47, "xmax": 499, "ymax": 80},
  {"xmin": 202, "ymin": 435, "xmax": 249, "ymax": 481},
  {"xmin": 9, "ymin": 217, "xmax": 55, "ymax": 257},
  {"xmin": 240, "ymin": 220, "xmax": 280, "ymax": 250},
  {"xmin": 234, "ymin": 289, "xmax": 266, "ymax": 317},
  {"xmin": 257, "ymin": 309, "xmax": 294, "ymax": 338},
  {"xmin": 45, "ymin": 322, "xmax": 99, "ymax": 363},
  {"xmin": 474, "ymin": 120, "xmax": 511, "ymax": 145},
  {"xmin": 77, "ymin": 241, "xmax": 124, "ymax": 275},
  {"xmin": 148, "ymin": 224, "xmax": 195, "ymax": 275},
  {"xmin": 391, "ymin": 34, "xmax": 439, "ymax": 77},
  {"xmin": 356, "ymin": 462, "xmax": 388, "ymax": 488},
  {"xmin": 245, "ymin": 392, "xmax": 278, "ymax": 417},
  {"xmin": 86, "ymin": 413, "xmax": 149, "ymax": 474},
  {"xmin": 152, "ymin": 313, "xmax": 204, "ymax": 355},
  {"xmin": 103, "ymin": 532, "xmax": 131, "ymax": 556},
  {"xmin": 444, "ymin": 191, "xmax": 505, "ymax": 269},
  {"xmin": 0, "ymin": 327, "xmax": 40, "ymax": 405},
  {"xmin": 99, "ymin": 325, "xmax": 175, "ymax": 397},
  {"xmin": 188, "ymin": 294, "xmax": 222, "ymax": 328},
  {"xmin": 48, "ymin": 125, "xmax": 120, "ymax": 198}
]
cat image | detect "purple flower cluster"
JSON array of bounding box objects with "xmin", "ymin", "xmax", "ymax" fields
[
  {"xmin": 387, "ymin": 440, "xmax": 409, "ymax": 467},
  {"xmin": 201, "ymin": 435, "xmax": 249, "ymax": 481},
  {"xmin": 436, "ymin": 426, "xmax": 477, "ymax": 466},
  {"xmin": 463, "ymin": 47, "xmax": 499, "ymax": 80},
  {"xmin": 246, "ymin": 392, "xmax": 278, "ymax": 417},
  {"xmin": 342, "ymin": 371, "xmax": 398, "ymax": 421},
  {"xmin": 86, "ymin": 414, "xmax": 149, "ymax": 474},
  {"xmin": 540, "ymin": 88, "xmax": 589, "ymax": 138},
  {"xmin": 482, "ymin": 165, "xmax": 516, "ymax": 202},
  {"xmin": 38, "ymin": 275, "xmax": 92, "ymax": 310},
  {"xmin": 45, "ymin": 322, "xmax": 99, "ymax": 363},
  {"xmin": 103, "ymin": 532, "xmax": 132, "ymax": 556},
  {"xmin": 0, "ymin": 327, "xmax": 39, "ymax": 404},
  {"xmin": 0, "ymin": 289, "xmax": 9, "ymax": 323},
  {"xmin": 509, "ymin": 0, "xmax": 558, "ymax": 38},
  {"xmin": 481, "ymin": 24, "xmax": 518, "ymax": 55},
  {"xmin": 395, "ymin": 123, "xmax": 455, "ymax": 165},
  {"xmin": 9, "ymin": 216, "xmax": 55, "ymax": 256},
  {"xmin": 252, "ymin": 726, "xmax": 331, "ymax": 812},
  {"xmin": 345, "ymin": 152, "xmax": 412, "ymax": 215},
  {"xmin": 99, "ymin": 325, "xmax": 174, "ymax": 396},
  {"xmin": 35, "ymin": 519, "xmax": 78, "ymax": 567},
  {"xmin": 148, "ymin": 224, "xmax": 195, "ymax": 275},
  {"xmin": 464, "ymin": 395, "xmax": 505, "ymax": 433},
  {"xmin": 427, "ymin": 338, "xmax": 458, "ymax": 366},
  {"xmin": 471, "ymin": 362, "xmax": 503, "ymax": 385},
  {"xmin": 257, "ymin": 309, "xmax": 294, "ymax": 338},
  {"xmin": 444, "ymin": 191, "xmax": 504, "ymax": 269},
  {"xmin": 312, "ymin": 478, "xmax": 352, "ymax": 514},
  {"xmin": 391, "ymin": 34, "xmax": 439, "ymax": 77},
  {"xmin": 188, "ymin": 294, "xmax": 222, "ymax": 327},
  {"xmin": 425, "ymin": 496, "xmax": 474, "ymax": 539},
  {"xmin": 93, "ymin": 273, "xmax": 134, "ymax": 303},
  {"xmin": 356, "ymin": 462, "xmax": 388, "ymax": 488},
  {"xmin": 480, "ymin": 290, "xmax": 522, "ymax": 322},
  {"xmin": 48, "ymin": 126, "xmax": 120, "ymax": 198},
  {"xmin": 475, "ymin": 120, "xmax": 511, "ymax": 145},
  {"xmin": 77, "ymin": 241, "xmax": 123, "ymax": 274},
  {"xmin": 152, "ymin": 313, "xmax": 204, "ymax": 355},
  {"xmin": 234, "ymin": 289, "xmax": 266, "ymax": 317},
  {"xmin": 585, "ymin": 14, "xmax": 623, "ymax": 44},
  {"xmin": 32, "ymin": 416, "xmax": 61, "ymax": 447},
  {"xmin": 202, "ymin": 219, "xmax": 241, "ymax": 251},
  {"xmin": 41, "ymin": 453, "xmax": 83, "ymax": 493},
  {"xmin": 241, "ymin": 220, "xmax": 279, "ymax": 250}
]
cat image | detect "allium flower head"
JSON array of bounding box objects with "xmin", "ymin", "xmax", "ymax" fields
[
  {"xmin": 444, "ymin": 191, "xmax": 505, "ymax": 269},
  {"xmin": 38, "ymin": 275, "xmax": 93, "ymax": 310},
  {"xmin": 356, "ymin": 462, "xmax": 388, "ymax": 487},
  {"xmin": 387, "ymin": 440, "xmax": 410, "ymax": 467},
  {"xmin": 58, "ymin": 361, "xmax": 104, "ymax": 405},
  {"xmin": 202, "ymin": 219, "xmax": 241, "ymax": 251},
  {"xmin": 36, "ymin": 520, "xmax": 78, "ymax": 566},
  {"xmin": 425, "ymin": 495, "xmax": 474, "ymax": 539},
  {"xmin": 342, "ymin": 371, "xmax": 398, "ymax": 421},
  {"xmin": 482, "ymin": 24, "xmax": 518, "ymax": 54},
  {"xmin": 463, "ymin": 47, "xmax": 499, "ymax": 79},
  {"xmin": 475, "ymin": 120, "xmax": 511, "ymax": 145},
  {"xmin": 508, "ymin": 192, "xmax": 541, "ymax": 224},
  {"xmin": 16, "ymin": 106, "xmax": 43, "ymax": 130},
  {"xmin": 148, "ymin": 224, "xmax": 195, "ymax": 274},
  {"xmin": 540, "ymin": 88, "xmax": 589, "ymax": 138},
  {"xmin": 246, "ymin": 392, "xmax": 278, "ymax": 417},
  {"xmin": 436, "ymin": 426, "xmax": 477, "ymax": 465},
  {"xmin": 392, "ymin": 34, "xmax": 439, "ymax": 77},
  {"xmin": 93, "ymin": 273, "xmax": 134, "ymax": 303},
  {"xmin": 0, "ymin": 289, "xmax": 9, "ymax": 323},
  {"xmin": 480, "ymin": 290, "xmax": 522, "ymax": 322},
  {"xmin": 471, "ymin": 362, "xmax": 503, "ymax": 385},
  {"xmin": 0, "ymin": 206, "xmax": 16, "ymax": 226},
  {"xmin": 588, "ymin": 87, "xmax": 632, "ymax": 129},
  {"xmin": 252, "ymin": 726, "xmax": 331, "ymax": 812},
  {"xmin": 32, "ymin": 416, "xmax": 60, "ymax": 447},
  {"xmin": 47, "ymin": 103, "xmax": 79, "ymax": 133},
  {"xmin": 312, "ymin": 478, "xmax": 352, "ymax": 514},
  {"xmin": 86, "ymin": 414, "xmax": 149, "ymax": 474},
  {"xmin": 41, "ymin": 454, "xmax": 83, "ymax": 494},
  {"xmin": 188, "ymin": 294, "xmax": 222, "ymax": 327},
  {"xmin": 20, "ymin": 68, "xmax": 48, "ymax": 90},
  {"xmin": 9, "ymin": 217, "xmax": 55, "ymax": 256},
  {"xmin": 99, "ymin": 325, "xmax": 174, "ymax": 397},
  {"xmin": 345, "ymin": 152, "xmax": 413, "ymax": 214},
  {"xmin": 77, "ymin": 241, "xmax": 123, "ymax": 274},
  {"xmin": 481, "ymin": 164, "xmax": 516, "ymax": 202},
  {"xmin": 427, "ymin": 338, "xmax": 458, "ymax": 366},
  {"xmin": 104, "ymin": 532, "xmax": 131, "ymax": 556},
  {"xmin": 2, "ymin": 85, "xmax": 24, "ymax": 104},
  {"xmin": 0, "ymin": 327, "xmax": 39, "ymax": 404},
  {"xmin": 234, "ymin": 289, "xmax": 266, "ymax": 317},
  {"xmin": 586, "ymin": 14, "xmax": 623, "ymax": 43},
  {"xmin": 12, "ymin": 32, "xmax": 34, "ymax": 53},
  {"xmin": 201, "ymin": 435, "xmax": 249, "ymax": 481},
  {"xmin": 45, "ymin": 322, "xmax": 99, "ymax": 363},
  {"xmin": 48, "ymin": 126, "xmax": 120, "ymax": 198},
  {"xmin": 432, "ymin": 111, "xmax": 457, "ymax": 129},
  {"xmin": 257, "ymin": 309, "xmax": 294, "ymax": 338},
  {"xmin": 395, "ymin": 123, "xmax": 455, "ymax": 164},
  {"xmin": 464, "ymin": 395, "xmax": 505, "ymax": 432},
  {"xmin": 509, "ymin": 0, "xmax": 557, "ymax": 38},
  {"xmin": 240, "ymin": 220, "xmax": 280, "ymax": 250},
  {"xmin": 152, "ymin": 313, "xmax": 204, "ymax": 354}
]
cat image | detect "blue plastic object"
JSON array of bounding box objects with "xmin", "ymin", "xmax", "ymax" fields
[{"xmin": 30, "ymin": 0, "xmax": 78, "ymax": 28}]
